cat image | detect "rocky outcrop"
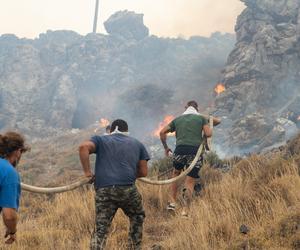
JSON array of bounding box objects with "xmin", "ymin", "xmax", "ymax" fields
[
  {"xmin": 0, "ymin": 12, "xmax": 235, "ymax": 139},
  {"xmin": 214, "ymin": 0, "xmax": 300, "ymax": 155}
]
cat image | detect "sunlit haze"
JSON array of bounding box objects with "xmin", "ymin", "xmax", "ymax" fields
[{"xmin": 0, "ymin": 0, "xmax": 245, "ymax": 39}]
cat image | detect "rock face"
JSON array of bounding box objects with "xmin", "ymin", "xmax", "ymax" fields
[
  {"xmin": 104, "ymin": 10, "xmax": 149, "ymax": 40},
  {"xmin": 0, "ymin": 12, "xmax": 235, "ymax": 139},
  {"xmin": 214, "ymin": 0, "xmax": 300, "ymax": 155}
]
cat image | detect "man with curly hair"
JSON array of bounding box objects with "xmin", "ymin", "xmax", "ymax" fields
[{"xmin": 0, "ymin": 131, "xmax": 30, "ymax": 244}]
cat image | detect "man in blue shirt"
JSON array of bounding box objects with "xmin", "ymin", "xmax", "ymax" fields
[
  {"xmin": 79, "ymin": 119, "xmax": 149, "ymax": 250},
  {"xmin": 0, "ymin": 131, "xmax": 29, "ymax": 244}
]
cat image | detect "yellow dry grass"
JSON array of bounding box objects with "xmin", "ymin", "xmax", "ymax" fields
[{"xmin": 1, "ymin": 138, "xmax": 300, "ymax": 249}]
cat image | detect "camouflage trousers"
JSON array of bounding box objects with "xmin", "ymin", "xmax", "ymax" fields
[{"xmin": 90, "ymin": 185, "xmax": 145, "ymax": 250}]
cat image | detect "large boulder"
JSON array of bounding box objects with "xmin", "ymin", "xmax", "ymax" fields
[{"xmin": 104, "ymin": 10, "xmax": 149, "ymax": 40}]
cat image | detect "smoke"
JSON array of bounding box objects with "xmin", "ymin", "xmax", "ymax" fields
[
  {"xmin": 0, "ymin": 15, "xmax": 236, "ymax": 140},
  {"xmin": 112, "ymin": 84, "xmax": 174, "ymax": 138}
]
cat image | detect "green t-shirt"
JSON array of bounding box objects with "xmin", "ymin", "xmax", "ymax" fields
[{"xmin": 169, "ymin": 114, "xmax": 208, "ymax": 147}]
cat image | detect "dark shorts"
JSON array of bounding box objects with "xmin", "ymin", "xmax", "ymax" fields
[{"xmin": 173, "ymin": 145, "xmax": 203, "ymax": 179}]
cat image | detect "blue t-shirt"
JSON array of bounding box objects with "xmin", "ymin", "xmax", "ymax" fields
[
  {"xmin": 90, "ymin": 134, "xmax": 150, "ymax": 189},
  {"xmin": 0, "ymin": 158, "xmax": 21, "ymax": 211}
]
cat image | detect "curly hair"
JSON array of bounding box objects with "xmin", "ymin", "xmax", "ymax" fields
[
  {"xmin": 110, "ymin": 119, "xmax": 128, "ymax": 133},
  {"xmin": 0, "ymin": 131, "xmax": 30, "ymax": 158}
]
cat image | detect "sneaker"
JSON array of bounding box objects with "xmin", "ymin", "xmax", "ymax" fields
[
  {"xmin": 181, "ymin": 208, "xmax": 189, "ymax": 218},
  {"xmin": 166, "ymin": 202, "xmax": 176, "ymax": 211},
  {"xmin": 181, "ymin": 211, "xmax": 189, "ymax": 218}
]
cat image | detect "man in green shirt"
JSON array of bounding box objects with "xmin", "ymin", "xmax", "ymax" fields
[{"xmin": 160, "ymin": 101, "xmax": 214, "ymax": 215}]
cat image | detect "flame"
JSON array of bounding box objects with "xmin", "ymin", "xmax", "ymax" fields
[
  {"xmin": 153, "ymin": 115, "xmax": 175, "ymax": 137},
  {"xmin": 94, "ymin": 118, "xmax": 110, "ymax": 132},
  {"xmin": 297, "ymin": 116, "xmax": 300, "ymax": 121},
  {"xmin": 99, "ymin": 118, "xmax": 110, "ymax": 128},
  {"xmin": 214, "ymin": 83, "xmax": 226, "ymax": 95}
]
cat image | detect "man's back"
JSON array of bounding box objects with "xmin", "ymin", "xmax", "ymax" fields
[
  {"xmin": 169, "ymin": 114, "xmax": 207, "ymax": 147},
  {"xmin": 91, "ymin": 134, "xmax": 149, "ymax": 188},
  {"xmin": 80, "ymin": 119, "xmax": 148, "ymax": 250}
]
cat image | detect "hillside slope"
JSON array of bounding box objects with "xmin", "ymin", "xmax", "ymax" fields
[{"xmin": 3, "ymin": 134, "xmax": 300, "ymax": 249}]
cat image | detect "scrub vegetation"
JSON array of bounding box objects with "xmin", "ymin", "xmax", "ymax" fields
[{"xmin": 1, "ymin": 135, "xmax": 300, "ymax": 249}]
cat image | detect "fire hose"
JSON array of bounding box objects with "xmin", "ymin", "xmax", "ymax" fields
[
  {"xmin": 20, "ymin": 143, "xmax": 204, "ymax": 193},
  {"xmin": 21, "ymin": 116, "xmax": 214, "ymax": 193}
]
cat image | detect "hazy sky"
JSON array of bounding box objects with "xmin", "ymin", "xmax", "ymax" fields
[{"xmin": 0, "ymin": 0, "xmax": 245, "ymax": 39}]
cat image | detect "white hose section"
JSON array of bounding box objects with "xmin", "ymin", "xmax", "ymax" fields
[
  {"xmin": 21, "ymin": 178, "xmax": 90, "ymax": 194},
  {"xmin": 138, "ymin": 143, "xmax": 204, "ymax": 185}
]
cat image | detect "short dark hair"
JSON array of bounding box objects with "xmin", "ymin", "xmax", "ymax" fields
[
  {"xmin": 186, "ymin": 100, "xmax": 198, "ymax": 110},
  {"xmin": 110, "ymin": 119, "xmax": 128, "ymax": 132},
  {"xmin": 0, "ymin": 131, "xmax": 30, "ymax": 158}
]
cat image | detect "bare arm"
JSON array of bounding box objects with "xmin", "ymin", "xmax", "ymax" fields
[
  {"xmin": 203, "ymin": 124, "xmax": 212, "ymax": 138},
  {"xmin": 160, "ymin": 125, "xmax": 173, "ymax": 156},
  {"xmin": 137, "ymin": 160, "xmax": 148, "ymax": 178},
  {"xmin": 79, "ymin": 141, "xmax": 96, "ymax": 178},
  {"xmin": 2, "ymin": 208, "xmax": 17, "ymax": 244},
  {"xmin": 212, "ymin": 117, "xmax": 221, "ymax": 126}
]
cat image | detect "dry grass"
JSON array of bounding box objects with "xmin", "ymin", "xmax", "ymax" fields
[{"xmin": 1, "ymin": 137, "xmax": 300, "ymax": 249}]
